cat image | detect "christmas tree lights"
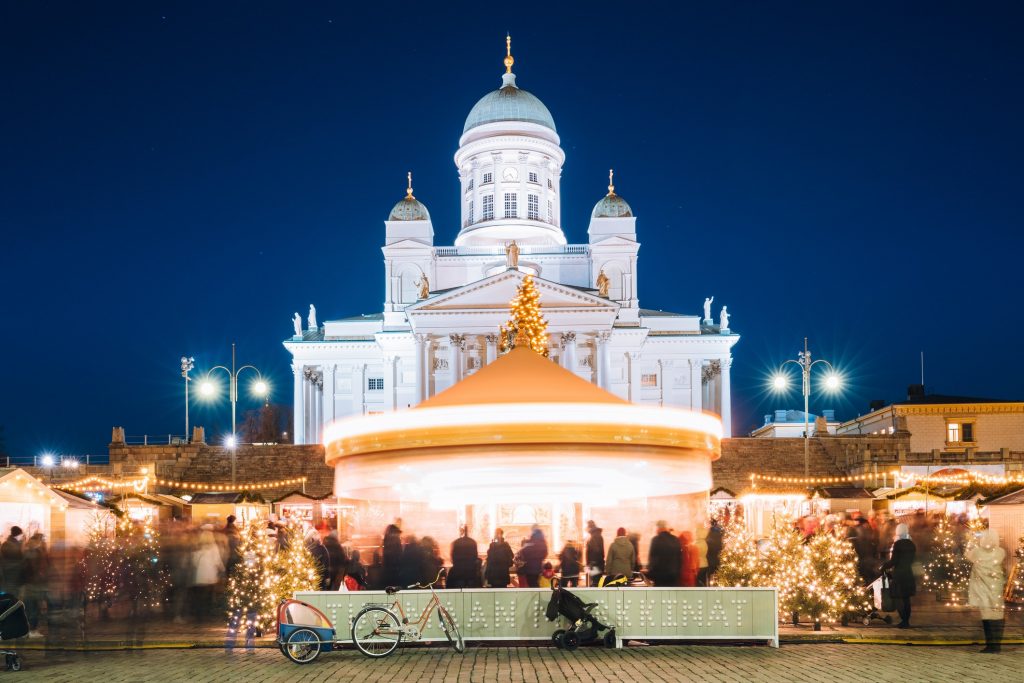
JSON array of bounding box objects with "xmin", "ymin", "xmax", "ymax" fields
[
  {"xmin": 226, "ymin": 523, "xmax": 278, "ymax": 640},
  {"xmin": 499, "ymin": 274, "xmax": 549, "ymax": 356},
  {"xmin": 922, "ymin": 516, "xmax": 971, "ymax": 605},
  {"xmin": 1004, "ymin": 534, "xmax": 1024, "ymax": 608},
  {"xmin": 271, "ymin": 523, "xmax": 322, "ymax": 607}
]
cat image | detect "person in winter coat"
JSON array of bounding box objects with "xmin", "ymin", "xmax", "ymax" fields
[
  {"xmin": 585, "ymin": 521, "xmax": 605, "ymax": 585},
  {"xmin": 605, "ymin": 528, "xmax": 636, "ymax": 578},
  {"xmin": 400, "ymin": 534, "xmax": 425, "ymax": 588},
  {"xmin": 344, "ymin": 549, "xmax": 368, "ymax": 591},
  {"xmin": 520, "ymin": 527, "xmax": 549, "ymax": 588},
  {"xmin": 420, "ymin": 537, "xmax": 444, "ymax": 586},
  {"xmin": 967, "ymin": 528, "xmax": 1007, "ymax": 653},
  {"xmin": 484, "ymin": 529, "xmax": 514, "ymax": 588},
  {"xmin": 705, "ymin": 518, "xmax": 723, "ymax": 579},
  {"xmin": 557, "ymin": 541, "xmax": 581, "ymax": 587},
  {"xmin": 647, "ymin": 521, "xmax": 682, "ymax": 587},
  {"xmin": 678, "ymin": 531, "xmax": 698, "ymax": 587},
  {"xmin": 0, "ymin": 527, "xmax": 25, "ymax": 596},
  {"xmin": 305, "ymin": 533, "xmax": 332, "ymax": 591},
  {"xmin": 191, "ymin": 526, "xmax": 224, "ymax": 620},
  {"xmin": 381, "ymin": 524, "xmax": 403, "ymax": 588},
  {"xmin": 322, "ymin": 533, "xmax": 347, "ymax": 591},
  {"xmin": 881, "ymin": 523, "xmax": 916, "ymax": 628},
  {"xmin": 448, "ymin": 526, "xmax": 481, "ymax": 588}
]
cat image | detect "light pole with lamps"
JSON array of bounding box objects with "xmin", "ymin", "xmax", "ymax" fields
[
  {"xmin": 181, "ymin": 356, "xmax": 194, "ymax": 442},
  {"xmin": 771, "ymin": 337, "xmax": 842, "ymax": 476},
  {"xmin": 198, "ymin": 343, "xmax": 269, "ymax": 485}
]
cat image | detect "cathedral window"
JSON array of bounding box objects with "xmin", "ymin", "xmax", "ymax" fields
[
  {"xmin": 482, "ymin": 194, "xmax": 494, "ymax": 220},
  {"xmin": 504, "ymin": 192, "xmax": 517, "ymax": 219},
  {"xmin": 467, "ymin": 199, "xmax": 474, "ymax": 225},
  {"xmin": 529, "ymin": 171, "xmax": 538, "ymax": 183},
  {"xmin": 641, "ymin": 373, "xmax": 658, "ymax": 388},
  {"xmin": 367, "ymin": 377, "xmax": 384, "ymax": 391},
  {"xmin": 527, "ymin": 194, "xmax": 539, "ymax": 220},
  {"xmin": 547, "ymin": 200, "xmax": 553, "ymax": 223},
  {"xmin": 547, "ymin": 178, "xmax": 553, "ymax": 190},
  {"xmin": 482, "ymin": 172, "xmax": 493, "ymax": 185},
  {"xmin": 467, "ymin": 178, "xmax": 474, "ymax": 191}
]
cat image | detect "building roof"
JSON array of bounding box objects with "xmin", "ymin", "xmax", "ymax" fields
[
  {"xmin": 189, "ymin": 491, "xmax": 266, "ymax": 505},
  {"xmin": 983, "ymin": 487, "xmax": 1024, "ymax": 506},
  {"xmin": 812, "ymin": 487, "xmax": 874, "ymax": 499},
  {"xmin": 592, "ymin": 192, "xmax": 633, "ymax": 218},
  {"xmin": 464, "ymin": 73, "xmax": 556, "ymax": 134},
  {"xmin": 894, "ymin": 394, "xmax": 1023, "ymax": 406},
  {"xmin": 418, "ymin": 345, "xmax": 627, "ymax": 409},
  {"xmin": 639, "ymin": 309, "xmax": 690, "ymax": 318},
  {"xmin": 388, "ymin": 195, "xmax": 430, "ymax": 222}
]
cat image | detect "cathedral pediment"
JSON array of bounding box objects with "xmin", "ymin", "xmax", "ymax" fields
[{"xmin": 407, "ymin": 269, "xmax": 619, "ymax": 313}]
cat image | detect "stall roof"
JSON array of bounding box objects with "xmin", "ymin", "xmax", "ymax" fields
[
  {"xmin": 189, "ymin": 491, "xmax": 266, "ymax": 505},
  {"xmin": 983, "ymin": 487, "xmax": 1024, "ymax": 506},
  {"xmin": 51, "ymin": 487, "xmax": 107, "ymax": 510},
  {"xmin": 813, "ymin": 487, "xmax": 874, "ymax": 499}
]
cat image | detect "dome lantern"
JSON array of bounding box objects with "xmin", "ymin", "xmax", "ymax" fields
[{"xmin": 592, "ymin": 168, "xmax": 633, "ymax": 218}]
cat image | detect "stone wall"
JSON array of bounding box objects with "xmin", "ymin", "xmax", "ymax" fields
[{"xmin": 713, "ymin": 437, "xmax": 844, "ymax": 495}]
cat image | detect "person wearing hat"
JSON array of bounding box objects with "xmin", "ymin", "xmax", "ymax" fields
[
  {"xmin": 1, "ymin": 526, "xmax": 25, "ymax": 596},
  {"xmin": 647, "ymin": 521, "xmax": 681, "ymax": 587},
  {"xmin": 881, "ymin": 523, "xmax": 916, "ymax": 628}
]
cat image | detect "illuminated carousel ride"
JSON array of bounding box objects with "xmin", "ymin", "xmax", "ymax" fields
[{"xmin": 324, "ymin": 277, "xmax": 722, "ymax": 556}]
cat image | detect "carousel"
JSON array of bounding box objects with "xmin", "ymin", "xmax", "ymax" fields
[{"xmin": 323, "ymin": 277, "xmax": 722, "ymax": 558}]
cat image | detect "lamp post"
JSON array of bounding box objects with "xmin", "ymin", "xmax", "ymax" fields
[
  {"xmin": 771, "ymin": 337, "xmax": 841, "ymax": 476},
  {"xmin": 198, "ymin": 343, "xmax": 269, "ymax": 485},
  {"xmin": 181, "ymin": 356, "xmax": 195, "ymax": 442}
]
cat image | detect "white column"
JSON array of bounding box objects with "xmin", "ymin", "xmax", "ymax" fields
[
  {"xmin": 627, "ymin": 352, "xmax": 642, "ymax": 402},
  {"xmin": 484, "ymin": 334, "xmax": 498, "ymax": 365},
  {"xmin": 351, "ymin": 364, "xmax": 365, "ymax": 415},
  {"xmin": 595, "ymin": 332, "xmax": 612, "ymax": 390},
  {"xmin": 383, "ymin": 356, "xmax": 397, "ymax": 411},
  {"xmin": 721, "ymin": 357, "xmax": 733, "ymax": 437},
  {"xmin": 689, "ymin": 359, "xmax": 702, "ymax": 413},
  {"xmin": 303, "ymin": 369, "xmax": 313, "ymax": 443},
  {"xmin": 449, "ymin": 334, "xmax": 465, "ymax": 383},
  {"xmin": 323, "ymin": 364, "xmax": 336, "ymax": 424},
  {"xmin": 560, "ymin": 332, "xmax": 577, "ymax": 371},
  {"xmin": 292, "ymin": 364, "xmax": 305, "ymax": 445},
  {"xmin": 414, "ymin": 334, "xmax": 428, "ymax": 403},
  {"xmin": 313, "ymin": 372, "xmax": 323, "ymax": 443}
]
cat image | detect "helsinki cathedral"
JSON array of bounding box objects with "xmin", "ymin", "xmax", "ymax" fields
[{"xmin": 285, "ymin": 38, "xmax": 739, "ymax": 444}]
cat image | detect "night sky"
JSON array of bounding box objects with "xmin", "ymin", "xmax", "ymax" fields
[{"xmin": 3, "ymin": 2, "xmax": 1022, "ymax": 459}]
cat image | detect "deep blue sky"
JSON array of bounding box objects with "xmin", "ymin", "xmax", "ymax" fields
[{"xmin": 2, "ymin": 2, "xmax": 1022, "ymax": 457}]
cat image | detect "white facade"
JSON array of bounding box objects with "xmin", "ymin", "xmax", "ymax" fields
[{"xmin": 284, "ymin": 46, "xmax": 739, "ymax": 443}]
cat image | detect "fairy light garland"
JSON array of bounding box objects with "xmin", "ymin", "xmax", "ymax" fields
[
  {"xmin": 154, "ymin": 476, "xmax": 307, "ymax": 491},
  {"xmin": 749, "ymin": 470, "xmax": 1024, "ymax": 488},
  {"xmin": 53, "ymin": 475, "xmax": 307, "ymax": 493}
]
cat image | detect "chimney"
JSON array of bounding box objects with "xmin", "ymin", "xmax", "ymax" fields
[
  {"xmin": 907, "ymin": 384, "xmax": 925, "ymax": 402},
  {"xmin": 764, "ymin": 414, "xmax": 772, "ymax": 425},
  {"xmin": 869, "ymin": 399, "xmax": 885, "ymax": 412}
]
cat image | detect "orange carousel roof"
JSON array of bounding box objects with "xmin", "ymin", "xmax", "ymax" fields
[{"xmin": 418, "ymin": 346, "xmax": 627, "ymax": 409}]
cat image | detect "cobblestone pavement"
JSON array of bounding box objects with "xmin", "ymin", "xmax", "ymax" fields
[{"xmin": 18, "ymin": 643, "xmax": 1023, "ymax": 683}]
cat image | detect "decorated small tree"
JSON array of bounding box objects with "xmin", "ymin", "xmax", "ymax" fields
[
  {"xmin": 714, "ymin": 520, "xmax": 761, "ymax": 587},
  {"xmin": 82, "ymin": 513, "xmax": 122, "ymax": 617},
  {"xmin": 761, "ymin": 521, "xmax": 822, "ymax": 624},
  {"xmin": 226, "ymin": 523, "xmax": 277, "ymax": 647},
  {"xmin": 808, "ymin": 530, "xmax": 871, "ymax": 623},
  {"xmin": 923, "ymin": 516, "xmax": 971, "ymax": 604},
  {"xmin": 271, "ymin": 523, "xmax": 322, "ymax": 607},
  {"xmin": 119, "ymin": 515, "xmax": 171, "ymax": 613},
  {"xmin": 499, "ymin": 274, "xmax": 549, "ymax": 356}
]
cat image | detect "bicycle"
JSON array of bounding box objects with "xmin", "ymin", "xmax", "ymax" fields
[{"xmin": 351, "ymin": 569, "xmax": 465, "ymax": 658}]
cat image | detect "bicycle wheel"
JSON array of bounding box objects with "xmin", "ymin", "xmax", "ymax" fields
[
  {"xmin": 437, "ymin": 606, "xmax": 465, "ymax": 653},
  {"xmin": 352, "ymin": 607, "xmax": 402, "ymax": 658},
  {"xmin": 283, "ymin": 628, "xmax": 322, "ymax": 664}
]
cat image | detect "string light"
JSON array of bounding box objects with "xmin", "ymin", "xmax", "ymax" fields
[
  {"xmin": 749, "ymin": 472, "xmax": 884, "ymax": 485},
  {"xmin": 53, "ymin": 475, "xmax": 307, "ymax": 493},
  {"xmin": 499, "ymin": 274, "xmax": 550, "ymax": 356},
  {"xmin": 749, "ymin": 470, "xmax": 1024, "ymax": 488}
]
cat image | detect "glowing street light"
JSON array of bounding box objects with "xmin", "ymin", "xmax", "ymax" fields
[
  {"xmin": 200, "ymin": 343, "xmax": 267, "ymax": 485},
  {"xmin": 771, "ymin": 337, "xmax": 842, "ymax": 476},
  {"xmin": 40, "ymin": 453, "xmax": 55, "ymax": 468}
]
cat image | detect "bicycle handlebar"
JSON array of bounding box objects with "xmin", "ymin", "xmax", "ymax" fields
[{"xmin": 408, "ymin": 568, "xmax": 446, "ymax": 590}]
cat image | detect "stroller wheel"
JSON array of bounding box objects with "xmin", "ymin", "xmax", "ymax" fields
[
  {"xmin": 863, "ymin": 616, "xmax": 871, "ymax": 626},
  {"xmin": 551, "ymin": 629, "xmax": 566, "ymax": 649},
  {"xmin": 562, "ymin": 631, "xmax": 579, "ymax": 652},
  {"xmin": 603, "ymin": 629, "xmax": 617, "ymax": 649},
  {"xmin": 883, "ymin": 615, "xmax": 893, "ymax": 624},
  {"xmin": 7, "ymin": 655, "xmax": 21, "ymax": 672}
]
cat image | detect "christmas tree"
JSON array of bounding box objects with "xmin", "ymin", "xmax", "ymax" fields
[
  {"xmin": 714, "ymin": 519, "xmax": 761, "ymax": 587},
  {"xmin": 226, "ymin": 523, "xmax": 278, "ymax": 642},
  {"xmin": 271, "ymin": 523, "xmax": 322, "ymax": 607},
  {"xmin": 807, "ymin": 530, "xmax": 871, "ymax": 623},
  {"xmin": 923, "ymin": 516, "xmax": 971, "ymax": 605},
  {"xmin": 1003, "ymin": 533, "xmax": 1024, "ymax": 606},
  {"xmin": 82, "ymin": 513, "xmax": 123, "ymax": 613},
  {"xmin": 119, "ymin": 515, "xmax": 171, "ymax": 610},
  {"xmin": 761, "ymin": 521, "xmax": 822, "ymax": 623},
  {"xmin": 499, "ymin": 274, "xmax": 549, "ymax": 356}
]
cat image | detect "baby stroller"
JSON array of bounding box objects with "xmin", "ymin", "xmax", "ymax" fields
[
  {"xmin": 545, "ymin": 585, "xmax": 615, "ymax": 651},
  {"xmin": 0, "ymin": 592, "xmax": 29, "ymax": 671},
  {"xmin": 595, "ymin": 571, "xmax": 650, "ymax": 588}
]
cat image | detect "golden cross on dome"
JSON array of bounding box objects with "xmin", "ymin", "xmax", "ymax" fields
[
  {"xmin": 504, "ymin": 33, "xmax": 515, "ymax": 73},
  {"xmin": 608, "ymin": 168, "xmax": 615, "ymax": 195},
  {"xmin": 406, "ymin": 171, "xmax": 414, "ymax": 199}
]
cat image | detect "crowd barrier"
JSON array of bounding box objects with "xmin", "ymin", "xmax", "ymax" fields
[{"xmin": 295, "ymin": 586, "xmax": 779, "ymax": 648}]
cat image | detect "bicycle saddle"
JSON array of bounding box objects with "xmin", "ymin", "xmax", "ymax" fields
[{"xmin": 385, "ymin": 586, "xmax": 401, "ymax": 595}]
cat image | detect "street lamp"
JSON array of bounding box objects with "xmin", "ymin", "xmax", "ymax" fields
[
  {"xmin": 199, "ymin": 343, "xmax": 269, "ymax": 485},
  {"xmin": 181, "ymin": 356, "xmax": 195, "ymax": 442},
  {"xmin": 771, "ymin": 337, "xmax": 842, "ymax": 476}
]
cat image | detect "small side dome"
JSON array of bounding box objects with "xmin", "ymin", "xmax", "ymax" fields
[
  {"xmin": 591, "ymin": 169, "xmax": 633, "ymax": 218},
  {"xmin": 388, "ymin": 172, "xmax": 430, "ymax": 221}
]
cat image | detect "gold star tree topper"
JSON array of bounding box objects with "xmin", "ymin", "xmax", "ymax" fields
[{"xmin": 499, "ymin": 274, "xmax": 549, "ymax": 356}]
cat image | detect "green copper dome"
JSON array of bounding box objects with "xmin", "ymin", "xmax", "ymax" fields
[
  {"xmin": 592, "ymin": 193, "xmax": 633, "ymax": 218},
  {"xmin": 389, "ymin": 195, "xmax": 430, "ymax": 221},
  {"xmin": 463, "ymin": 73, "xmax": 556, "ymax": 135}
]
